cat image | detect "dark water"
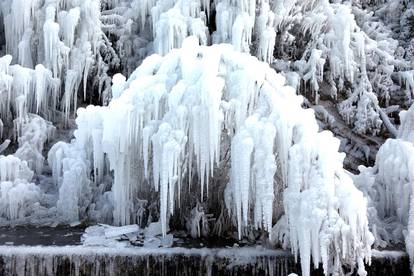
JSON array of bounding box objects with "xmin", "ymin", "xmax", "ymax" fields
[
  {"xmin": 0, "ymin": 226, "xmax": 84, "ymax": 246},
  {"xmin": 0, "ymin": 226, "xmax": 238, "ymax": 248}
]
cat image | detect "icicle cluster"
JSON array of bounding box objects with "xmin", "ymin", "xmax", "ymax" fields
[
  {"xmin": 0, "ymin": 56, "xmax": 59, "ymax": 125},
  {"xmin": 283, "ymin": 130, "xmax": 373, "ymax": 276},
  {"xmin": 291, "ymin": 2, "xmax": 388, "ymax": 135},
  {"xmin": 99, "ymin": 0, "xmax": 412, "ymax": 139},
  {"xmin": 354, "ymin": 104, "xmax": 414, "ymax": 270},
  {"xmin": 0, "ymin": 113, "xmax": 56, "ymax": 222},
  {"xmin": 0, "ymin": 157, "xmax": 40, "ymax": 221},
  {"xmin": 213, "ymin": 0, "xmax": 256, "ymax": 53},
  {"xmin": 48, "ymin": 141, "xmax": 92, "ymax": 223},
  {"xmin": 268, "ymin": 0, "xmax": 412, "ymax": 136},
  {"xmin": 100, "ymin": 0, "xmax": 211, "ymax": 75},
  {"xmin": 153, "ymin": 0, "xmax": 209, "ymax": 55},
  {"xmin": 49, "ymin": 37, "xmax": 373, "ymax": 275},
  {"xmin": 0, "ymin": 0, "xmax": 107, "ymax": 123},
  {"xmin": 15, "ymin": 114, "xmax": 55, "ymax": 174},
  {"xmin": 1, "ymin": 0, "xmax": 413, "ymax": 274}
]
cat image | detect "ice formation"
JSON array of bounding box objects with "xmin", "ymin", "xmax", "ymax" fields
[
  {"xmin": 0, "ymin": 0, "xmax": 412, "ymax": 275},
  {"xmin": 15, "ymin": 115, "xmax": 55, "ymax": 174},
  {"xmin": 354, "ymin": 105, "xmax": 414, "ymax": 271},
  {"xmin": 0, "ymin": 245, "xmax": 305, "ymax": 275},
  {"xmin": 48, "ymin": 37, "xmax": 373, "ymax": 275},
  {"xmin": 153, "ymin": 3, "xmax": 208, "ymax": 55},
  {"xmin": 88, "ymin": 0, "xmax": 414, "ymax": 138},
  {"xmin": 269, "ymin": 0, "xmax": 411, "ymax": 136},
  {"xmin": 81, "ymin": 222, "xmax": 174, "ymax": 248},
  {"xmin": 0, "ymin": 154, "xmax": 39, "ymax": 221},
  {"xmin": 0, "ymin": 0, "xmax": 111, "ymax": 123},
  {"xmin": 1, "ymin": 0, "xmax": 410, "ymax": 138},
  {"xmin": 0, "ymin": 114, "xmax": 54, "ymax": 222}
]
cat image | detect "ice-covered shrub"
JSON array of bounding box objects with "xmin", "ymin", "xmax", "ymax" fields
[{"xmin": 49, "ymin": 37, "xmax": 373, "ymax": 276}]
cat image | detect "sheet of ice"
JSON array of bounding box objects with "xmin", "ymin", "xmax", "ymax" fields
[
  {"xmin": 104, "ymin": 224, "xmax": 140, "ymax": 238},
  {"xmin": 81, "ymin": 224, "xmax": 131, "ymax": 248},
  {"xmin": 81, "ymin": 223, "xmax": 172, "ymax": 248}
]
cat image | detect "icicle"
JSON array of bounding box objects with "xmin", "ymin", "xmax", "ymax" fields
[
  {"xmin": 256, "ymin": 2, "xmax": 276, "ymax": 63},
  {"xmin": 231, "ymin": 13, "xmax": 253, "ymax": 53},
  {"xmin": 0, "ymin": 180, "xmax": 40, "ymax": 220},
  {"xmin": 0, "ymin": 120, "xmax": 3, "ymax": 139},
  {"xmin": 154, "ymin": 8, "xmax": 188, "ymax": 55},
  {"xmin": 301, "ymin": 49, "xmax": 325, "ymax": 103},
  {"xmin": 4, "ymin": 0, "xmax": 36, "ymax": 58},
  {"xmin": 111, "ymin": 73, "xmax": 126, "ymax": 100},
  {"xmin": 62, "ymin": 70, "xmax": 79, "ymax": 123},
  {"xmin": 398, "ymin": 104, "xmax": 414, "ymax": 143},
  {"xmin": 399, "ymin": 71, "xmax": 414, "ymax": 97},
  {"xmin": 0, "ymin": 155, "xmax": 33, "ymax": 182},
  {"xmin": 59, "ymin": 7, "xmax": 81, "ymax": 48},
  {"xmin": 34, "ymin": 64, "xmax": 52, "ymax": 114},
  {"xmin": 43, "ymin": 6, "xmax": 62, "ymax": 78},
  {"xmin": 18, "ymin": 30, "xmax": 33, "ymax": 69},
  {"xmin": 229, "ymin": 128, "xmax": 254, "ymax": 239}
]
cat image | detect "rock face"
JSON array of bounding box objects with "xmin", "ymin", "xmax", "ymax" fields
[{"xmin": 0, "ymin": 246, "xmax": 409, "ymax": 276}]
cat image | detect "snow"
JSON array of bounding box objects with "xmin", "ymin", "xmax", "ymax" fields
[
  {"xmin": 0, "ymin": 113, "xmax": 55, "ymax": 223},
  {"xmin": 338, "ymin": 77, "xmax": 383, "ymax": 136},
  {"xmin": 0, "ymin": 0, "xmax": 108, "ymax": 125},
  {"xmin": 18, "ymin": 30, "xmax": 33, "ymax": 69}
]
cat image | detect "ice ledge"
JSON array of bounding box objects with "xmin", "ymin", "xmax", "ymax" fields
[
  {"xmin": 0, "ymin": 245, "xmax": 291, "ymax": 258},
  {"xmin": 0, "ymin": 246, "xmax": 409, "ymax": 275}
]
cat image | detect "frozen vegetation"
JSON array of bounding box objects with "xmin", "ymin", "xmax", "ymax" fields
[{"xmin": 0, "ymin": 0, "xmax": 412, "ymax": 275}]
